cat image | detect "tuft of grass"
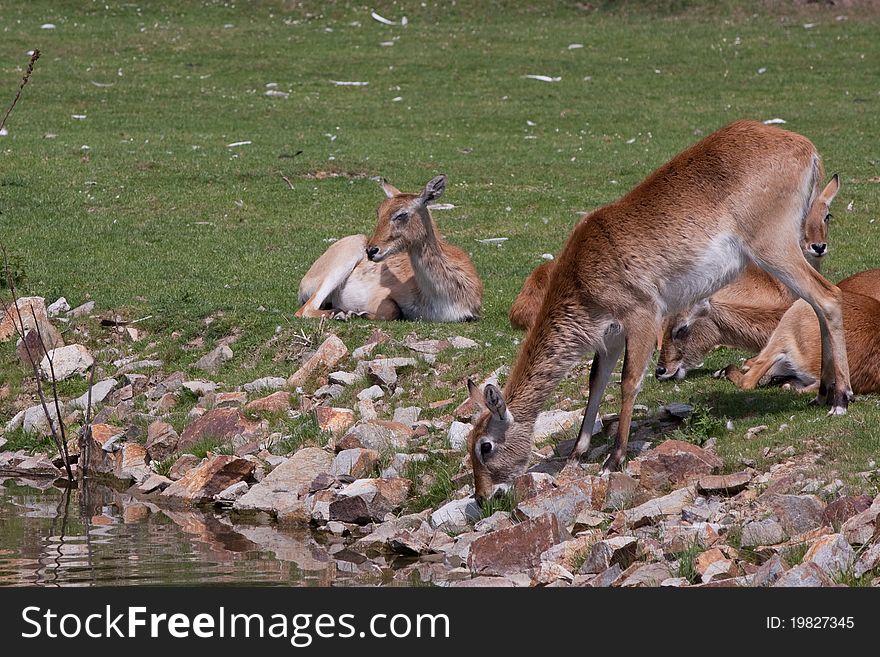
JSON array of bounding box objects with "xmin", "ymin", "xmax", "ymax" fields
[
  {"xmin": 478, "ymin": 489, "xmax": 519, "ymax": 520},
  {"xmin": 185, "ymin": 436, "xmax": 233, "ymax": 459},
  {"xmin": 781, "ymin": 542, "xmax": 810, "ymax": 567},
  {"xmin": 1, "ymin": 428, "xmax": 56, "ymax": 455},
  {"xmin": 152, "ymin": 454, "xmax": 177, "ymax": 477},
  {"xmin": 672, "ymin": 539, "xmax": 703, "ymax": 584},
  {"xmin": 268, "ymin": 413, "xmax": 326, "ymax": 456},
  {"xmin": 403, "ymin": 453, "xmax": 462, "ymax": 514},
  {"xmin": 669, "ymin": 403, "xmax": 728, "ymax": 447}
]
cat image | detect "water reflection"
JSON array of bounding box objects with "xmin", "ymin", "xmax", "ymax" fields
[{"xmin": 0, "ymin": 477, "xmax": 407, "ymax": 587}]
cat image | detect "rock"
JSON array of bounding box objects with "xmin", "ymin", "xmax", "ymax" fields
[
  {"xmin": 761, "ymin": 493, "xmax": 825, "ymax": 537},
  {"xmin": 578, "ymin": 536, "xmax": 638, "ymax": 574},
  {"xmin": 697, "ymin": 472, "xmax": 752, "ymax": 496},
  {"xmin": 182, "ymin": 380, "xmax": 217, "ymax": 396},
  {"xmin": 822, "ymin": 495, "xmax": 873, "ymax": 529},
  {"xmin": 118, "ymin": 443, "xmax": 150, "ymax": 482},
  {"xmin": 368, "ymin": 360, "xmax": 397, "ymax": 389},
  {"xmin": 330, "ymin": 478, "xmax": 412, "ymax": 523},
  {"xmin": 168, "ymin": 454, "xmax": 201, "ymax": 480},
  {"xmin": 145, "ymin": 421, "xmax": 179, "ymax": 461},
  {"xmin": 11, "ymin": 453, "xmax": 62, "ymax": 478},
  {"xmin": 533, "ymin": 409, "xmax": 587, "ymax": 442},
  {"xmin": 47, "ymin": 297, "xmax": 70, "ymax": 317},
  {"xmin": 0, "ymin": 296, "xmax": 47, "ymax": 342},
  {"xmin": 39, "ymin": 344, "xmax": 94, "ymax": 380},
  {"xmin": 244, "ymin": 391, "xmax": 292, "ymax": 413},
  {"xmin": 803, "ymin": 533, "xmax": 856, "ymax": 577},
  {"xmin": 750, "ymin": 553, "xmax": 789, "ymax": 587},
  {"xmin": 474, "ymin": 511, "xmax": 514, "ymax": 533},
  {"xmin": 17, "ymin": 320, "xmax": 64, "ymax": 368},
  {"xmin": 695, "ymin": 547, "xmax": 734, "ymax": 583},
  {"xmin": 773, "ymin": 562, "xmax": 837, "ymax": 587},
  {"xmin": 468, "ymin": 514, "xmax": 569, "ymax": 576},
  {"xmin": 619, "ymin": 562, "xmax": 673, "ymax": 587},
  {"xmin": 623, "ymin": 486, "xmax": 695, "ymax": 528},
  {"xmin": 449, "ymin": 336, "xmax": 479, "ymax": 349},
  {"xmin": 232, "ymin": 484, "xmax": 306, "ymax": 518},
  {"xmin": 840, "ymin": 494, "xmax": 880, "ymax": 545},
  {"xmin": 741, "ymin": 518, "xmax": 786, "ymax": 547},
  {"xmin": 213, "ymin": 480, "xmax": 250, "ymax": 503},
  {"xmin": 584, "ymin": 563, "xmax": 624, "ymax": 587},
  {"xmin": 316, "ymin": 406, "xmax": 356, "ymax": 434},
  {"xmin": 602, "ymin": 472, "xmax": 640, "ymax": 512},
  {"xmin": 330, "ymin": 448, "xmax": 380, "ymax": 479},
  {"xmin": 388, "ymin": 522, "xmax": 438, "ymax": 556},
  {"xmin": 178, "ymin": 407, "xmax": 267, "ymax": 452},
  {"xmin": 263, "ymin": 447, "xmax": 333, "ymax": 493},
  {"xmin": 138, "ymin": 473, "xmax": 173, "ymax": 494},
  {"xmin": 393, "ymin": 406, "xmax": 421, "ymax": 427},
  {"xmin": 450, "ymin": 576, "xmax": 521, "ymax": 587},
  {"xmin": 116, "ymin": 359, "xmax": 163, "ymax": 375},
  {"xmin": 342, "ymin": 421, "xmax": 411, "ymax": 452},
  {"xmin": 513, "ymin": 472, "xmax": 556, "ymax": 501},
  {"xmin": 515, "ymin": 477, "xmax": 606, "ymax": 529},
  {"xmin": 287, "ymin": 335, "xmax": 348, "ymax": 387},
  {"xmin": 22, "ymin": 403, "xmax": 60, "ymax": 435},
  {"xmin": 853, "ymin": 542, "xmax": 880, "ymax": 578},
  {"xmin": 357, "ymin": 385, "xmax": 384, "ymax": 401},
  {"xmin": 328, "ymin": 371, "xmax": 357, "ymax": 386},
  {"xmin": 162, "ymin": 455, "xmax": 255, "ymax": 502},
  {"xmin": 638, "ymin": 440, "xmax": 722, "ymax": 490},
  {"xmin": 448, "ymin": 421, "xmax": 472, "ymax": 450},
  {"xmin": 745, "ymin": 424, "xmax": 768, "ymax": 440},
  {"xmin": 67, "ymin": 301, "xmax": 95, "ymax": 318},
  {"xmin": 430, "ymin": 497, "xmax": 482, "ymax": 532},
  {"xmin": 313, "ymin": 384, "xmax": 344, "ymax": 399},
  {"xmin": 68, "ymin": 378, "xmax": 118, "ymax": 411},
  {"xmin": 194, "ymin": 345, "xmax": 233, "ymax": 374},
  {"xmin": 356, "ymin": 399, "xmax": 378, "ymax": 421},
  {"xmin": 405, "ymin": 338, "xmax": 449, "ymax": 355},
  {"xmin": 243, "ymin": 376, "xmax": 286, "ymax": 393},
  {"xmin": 151, "ymin": 392, "xmax": 177, "ymax": 415}
]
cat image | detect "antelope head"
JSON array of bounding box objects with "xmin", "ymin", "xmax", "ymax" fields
[
  {"xmin": 655, "ymin": 298, "xmax": 713, "ymax": 380},
  {"xmin": 802, "ymin": 174, "xmax": 839, "ymax": 264},
  {"xmin": 365, "ymin": 174, "xmax": 447, "ymax": 262},
  {"xmin": 465, "ymin": 379, "xmax": 533, "ymax": 505}
]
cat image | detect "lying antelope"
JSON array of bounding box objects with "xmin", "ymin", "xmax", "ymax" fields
[
  {"xmin": 467, "ymin": 120, "xmax": 851, "ymax": 502},
  {"xmin": 295, "ymin": 175, "xmax": 483, "ymax": 322},
  {"xmin": 656, "ymin": 175, "xmax": 840, "ymax": 380},
  {"xmin": 723, "ymin": 269, "xmax": 880, "ymax": 393}
]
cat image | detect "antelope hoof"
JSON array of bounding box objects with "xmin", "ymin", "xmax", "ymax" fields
[
  {"xmin": 600, "ymin": 454, "xmax": 623, "ymax": 475},
  {"xmin": 332, "ymin": 310, "xmax": 368, "ymax": 321}
]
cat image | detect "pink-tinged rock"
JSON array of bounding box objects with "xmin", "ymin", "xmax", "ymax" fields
[
  {"xmin": 145, "ymin": 421, "xmax": 179, "ymax": 461},
  {"xmin": 262, "ymin": 446, "xmax": 333, "ymax": 496},
  {"xmin": 853, "ymin": 542, "xmax": 880, "ymax": 578},
  {"xmin": 638, "ymin": 440, "xmax": 722, "ymax": 490},
  {"xmin": 316, "ymin": 406, "xmax": 356, "ymax": 435},
  {"xmin": 623, "ymin": 486, "xmax": 695, "ymax": 528},
  {"xmin": 741, "ymin": 518, "xmax": 786, "ymax": 547},
  {"xmin": 822, "ymin": 495, "xmax": 873, "ymax": 528},
  {"xmin": 168, "ymin": 454, "xmax": 201, "ymax": 480},
  {"xmin": 773, "ymin": 562, "xmax": 836, "ymax": 587},
  {"xmin": 138, "ymin": 474, "xmax": 173, "ymax": 494},
  {"xmin": 761, "ymin": 493, "xmax": 825, "ymax": 537},
  {"xmin": 40, "ymin": 344, "xmax": 94, "ymax": 381},
  {"xmin": 0, "ymin": 296, "xmax": 47, "ymax": 342},
  {"xmin": 341, "ymin": 420, "xmax": 411, "ymax": 452},
  {"xmin": 215, "ymin": 391, "xmax": 247, "ymax": 408},
  {"xmin": 602, "ymin": 472, "xmax": 640, "ymax": 511},
  {"xmin": 578, "ymin": 536, "xmax": 638, "ymax": 575},
  {"xmin": 119, "ymin": 443, "xmax": 149, "ymax": 482},
  {"xmin": 330, "ymin": 448, "xmax": 380, "ymax": 479},
  {"xmin": 161, "ymin": 455, "xmax": 255, "ymax": 502},
  {"xmin": 515, "ymin": 477, "xmax": 607, "ymax": 528},
  {"xmin": 697, "ymin": 472, "xmax": 752, "ymax": 496},
  {"xmin": 330, "ymin": 478, "xmax": 412, "ymax": 523},
  {"xmin": 11, "ymin": 453, "xmax": 62, "ymax": 478},
  {"xmin": 151, "ymin": 392, "xmax": 177, "ymax": 414},
  {"xmin": 512, "ymin": 472, "xmax": 556, "ymax": 501},
  {"xmin": 17, "ymin": 320, "xmax": 63, "ymax": 368},
  {"xmin": 178, "ymin": 407, "xmax": 267, "ymax": 452},
  {"xmin": 245, "ymin": 391, "xmax": 293, "ymax": 414},
  {"xmin": 619, "ymin": 562, "xmax": 673, "ymax": 587},
  {"xmin": 695, "ymin": 547, "xmax": 734, "ymax": 583},
  {"xmin": 750, "ymin": 554, "xmax": 789, "ymax": 587},
  {"xmin": 539, "ymin": 531, "xmax": 603, "ymax": 572},
  {"xmin": 840, "ymin": 495, "xmax": 880, "ymax": 545},
  {"xmin": 803, "ymin": 533, "xmax": 856, "ymax": 576},
  {"xmin": 287, "ymin": 335, "xmax": 348, "ymax": 387},
  {"xmin": 468, "ymin": 514, "xmax": 570, "ymax": 577}
]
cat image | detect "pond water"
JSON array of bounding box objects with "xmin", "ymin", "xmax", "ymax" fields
[{"xmin": 0, "ymin": 476, "xmax": 417, "ymax": 587}]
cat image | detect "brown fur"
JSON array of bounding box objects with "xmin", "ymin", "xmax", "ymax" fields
[
  {"xmin": 509, "ymin": 260, "xmax": 557, "ymax": 330},
  {"xmin": 726, "ymin": 269, "xmax": 880, "ymax": 394},
  {"xmin": 295, "ymin": 175, "xmax": 483, "ymax": 322},
  {"xmin": 467, "ymin": 120, "xmax": 851, "ymax": 502}
]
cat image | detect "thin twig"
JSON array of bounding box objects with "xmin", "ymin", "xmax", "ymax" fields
[
  {"xmin": 0, "ymin": 49, "xmax": 40, "ymax": 134},
  {"xmin": 280, "ymin": 173, "xmax": 295, "ymax": 190},
  {"xmin": 80, "ymin": 363, "xmax": 96, "ymax": 482}
]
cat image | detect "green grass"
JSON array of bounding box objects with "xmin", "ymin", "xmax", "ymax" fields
[
  {"xmin": 673, "ymin": 539, "xmax": 703, "ymax": 584},
  {"xmin": 1, "ymin": 1, "xmax": 879, "ymax": 492},
  {"xmin": 403, "ymin": 452, "xmax": 462, "ymax": 514},
  {"xmin": 1, "ymin": 427, "xmax": 56, "ymax": 454},
  {"xmin": 478, "ymin": 489, "xmax": 519, "ymax": 519},
  {"xmin": 185, "ymin": 436, "xmax": 233, "ymax": 459}
]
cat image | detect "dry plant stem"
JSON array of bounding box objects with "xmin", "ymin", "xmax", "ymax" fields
[
  {"xmin": 80, "ymin": 363, "xmax": 96, "ymax": 482},
  {"xmin": 0, "ymin": 49, "xmax": 40, "ymax": 134},
  {"xmin": 280, "ymin": 173, "xmax": 295, "ymax": 190},
  {"xmin": 1, "ymin": 243, "xmax": 73, "ymax": 481}
]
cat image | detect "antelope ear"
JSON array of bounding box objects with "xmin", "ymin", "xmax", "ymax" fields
[
  {"xmin": 820, "ymin": 174, "xmax": 839, "ymax": 204},
  {"xmin": 419, "ymin": 175, "xmax": 447, "ymax": 204},
  {"xmin": 467, "ymin": 378, "xmax": 485, "ymax": 407},
  {"xmin": 379, "ymin": 178, "xmax": 402, "ymax": 199},
  {"xmin": 483, "ymin": 383, "xmax": 508, "ymax": 422},
  {"xmin": 692, "ymin": 298, "xmax": 711, "ymax": 318}
]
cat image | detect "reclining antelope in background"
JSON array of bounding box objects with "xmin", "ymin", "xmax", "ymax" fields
[
  {"xmin": 724, "ymin": 268, "xmax": 880, "ymax": 394},
  {"xmin": 466, "ymin": 120, "xmax": 851, "ymax": 502},
  {"xmin": 656, "ymin": 175, "xmax": 840, "ymax": 380},
  {"xmin": 295, "ymin": 175, "xmax": 483, "ymax": 322}
]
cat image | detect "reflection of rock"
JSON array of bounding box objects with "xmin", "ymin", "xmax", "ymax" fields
[{"xmin": 232, "ymin": 524, "xmax": 334, "ymax": 580}]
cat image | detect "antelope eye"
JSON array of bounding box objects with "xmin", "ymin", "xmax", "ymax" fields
[
  {"xmin": 480, "ymin": 442, "xmax": 493, "ymax": 456},
  {"xmin": 824, "ymin": 213, "xmax": 832, "ymax": 223},
  {"xmin": 673, "ymin": 325, "xmax": 689, "ymax": 340},
  {"xmin": 392, "ymin": 211, "xmax": 409, "ymax": 222}
]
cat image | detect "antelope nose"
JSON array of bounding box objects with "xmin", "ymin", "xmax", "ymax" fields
[
  {"xmin": 366, "ymin": 246, "xmax": 380, "ymax": 260},
  {"xmin": 811, "ymin": 243, "xmax": 827, "ymax": 255},
  {"xmin": 655, "ymin": 366, "xmax": 666, "ymax": 378}
]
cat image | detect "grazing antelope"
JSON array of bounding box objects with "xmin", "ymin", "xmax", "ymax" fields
[
  {"xmin": 509, "ymin": 259, "xmax": 556, "ymax": 330},
  {"xmin": 295, "ymin": 175, "xmax": 483, "ymax": 322},
  {"xmin": 723, "ymin": 269, "xmax": 880, "ymax": 393},
  {"xmin": 466, "ymin": 120, "xmax": 851, "ymax": 502},
  {"xmin": 656, "ymin": 175, "xmax": 840, "ymax": 380}
]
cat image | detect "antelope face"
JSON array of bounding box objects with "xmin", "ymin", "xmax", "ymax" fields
[
  {"xmin": 802, "ymin": 174, "xmax": 839, "ymax": 262},
  {"xmin": 656, "ymin": 299, "xmax": 712, "ymax": 380},
  {"xmin": 466, "ymin": 380, "xmax": 532, "ymax": 504},
  {"xmin": 365, "ymin": 175, "xmax": 447, "ymax": 262}
]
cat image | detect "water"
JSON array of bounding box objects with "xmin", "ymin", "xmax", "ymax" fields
[{"xmin": 0, "ymin": 476, "xmax": 411, "ymax": 587}]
